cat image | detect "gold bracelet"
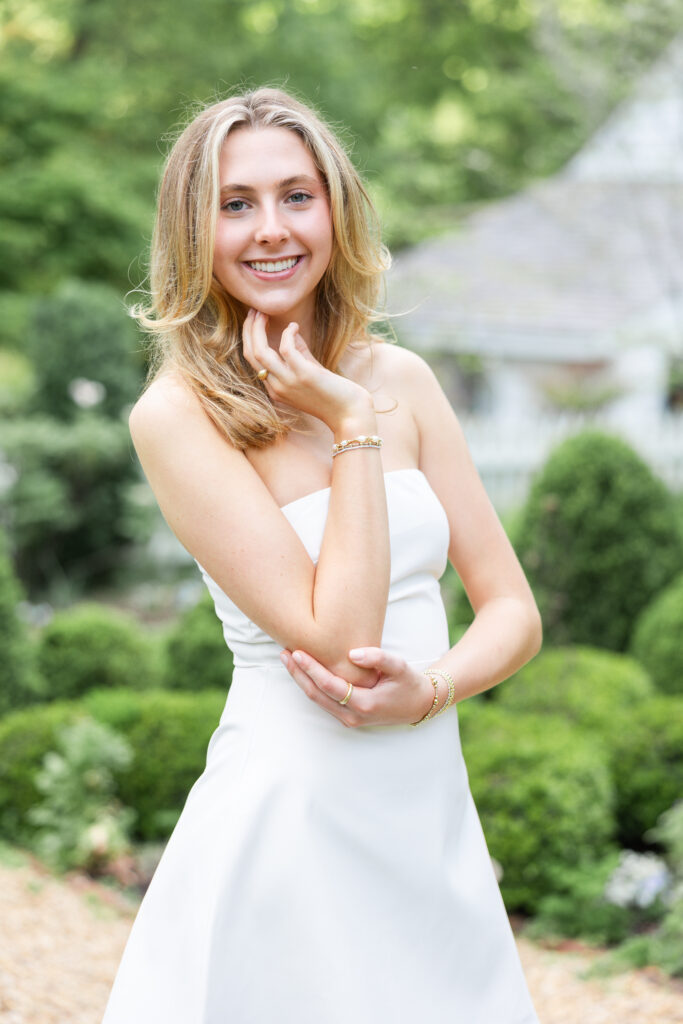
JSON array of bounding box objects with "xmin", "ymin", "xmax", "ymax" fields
[
  {"xmin": 331, "ymin": 435, "xmax": 383, "ymax": 457},
  {"xmin": 427, "ymin": 669, "xmax": 456, "ymax": 718},
  {"xmin": 410, "ymin": 671, "xmax": 441, "ymax": 726}
]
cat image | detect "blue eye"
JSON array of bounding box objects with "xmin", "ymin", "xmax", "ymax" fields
[
  {"xmin": 288, "ymin": 192, "xmax": 311, "ymax": 204},
  {"xmin": 222, "ymin": 199, "xmax": 248, "ymax": 213}
]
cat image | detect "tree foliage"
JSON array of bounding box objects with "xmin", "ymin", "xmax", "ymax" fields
[{"xmin": 1, "ymin": 0, "xmax": 681, "ymax": 347}]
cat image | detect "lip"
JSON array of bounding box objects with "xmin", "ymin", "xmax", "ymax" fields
[{"xmin": 242, "ymin": 255, "xmax": 305, "ymax": 281}]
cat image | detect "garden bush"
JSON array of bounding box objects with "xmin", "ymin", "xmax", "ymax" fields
[
  {"xmin": 163, "ymin": 591, "xmax": 233, "ymax": 692},
  {"xmin": 0, "ymin": 687, "xmax": 226, "ymax": 845},
  {"xmin": 27, "ymin": 279, "xmax": 142, "ymax": 422},
  {"xmin": 515, "ymin": 430, "xmax": 683, "ymax": 651},
  {"xmin": 457, "ymin": 702, "xmax": 616, "ymax": 913},
  {"xmin": 630, "ymin": 572, "xmax": 683, "ymax": 695},
  {"xmin": 0, "ymin": 414, "xmax": 150, "ymax": 595},
  {"xmin": 37, "ymin": 602, "xmax": 160, "ymax": 699},
  {"xmin": 0, "ymin": 526, "xmax": 44, "ymax": 716},
  {"xmin": 26, "ymin": 716, "xmax": 136, "ymax": 874},
  {"xmin": 0, "ymin": 700, "xmax": 81, "ymax": 843},
  {"xmin": 609, "ymin": 696, "xmax": 683, "ymax": 849},
  {"xmin": 495, "ymin": 645, "xmax": 654, "ymax": 734}
]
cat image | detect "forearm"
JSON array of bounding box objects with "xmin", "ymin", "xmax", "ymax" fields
[
  {"xmin": 309, "ymin": 406, "xmax": 391, "ymax": 684},
  {"xmin": 429, "ymin": 596, "xmax": 543, "ymax": 705}
]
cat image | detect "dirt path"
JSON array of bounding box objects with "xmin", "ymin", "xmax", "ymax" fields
[{"xmin": 1, "ymin": 846, "xmax": 682, "ymax": 1023}]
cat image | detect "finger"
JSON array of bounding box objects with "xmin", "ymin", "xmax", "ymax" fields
[
  {"xmin": 347, "ymin": 647, "xmax": 407, "ymax": 677},
  {"xmin": 281, "ymin": 652, "xmax": 360, "ymax": 726},
  {"xmin": 251, "ymin": 311, "xmax": 287, "ymax": 374},
  {"xmin": 291, "ymin": 650, "xmax": 351, "ymax": 704}
]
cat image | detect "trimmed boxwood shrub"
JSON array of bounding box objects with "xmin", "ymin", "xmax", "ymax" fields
[
  {"xmin": 515, "ymin": 430, "xmax": 683, "ymax": 651},
  {"xmin": 457, "ymin": 702, "xmax": 616, "ymax": 913},
  {"xmin": 163, "ymin": 592, "xmax": 233, "ymax": 692},
  {"xmin": 494, "ymin": 645, "xmax": 654, "ymax": 733},
  {"xmin": 37, "ymin": 602, "xmax": 160, "ymax": 699},
  {"xmin": 630, "ymin": 572, "xmax": 683, "ymax": 695},
  {"xmin": 0, "ymin": 527, "xmax": 45, "ymax": 716},
  {"xmin": 608, "ymin": 695, "xmax": 683, "ymax": 849},
  {"xmin": 0, "ymin": 688, "xmax": 226, "ymax": 844},
  {"xmin": 0, "ymin": 414, "xmax": 142, "ymax": 594}
]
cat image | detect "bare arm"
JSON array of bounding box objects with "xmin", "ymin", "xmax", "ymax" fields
[
  {"xmin": 281, "ymin": 348, "xmax": 542, "ymax": 724},
  {"xmin": 129, "ymin": 315, "xmax": 390, "ymax": 686}
]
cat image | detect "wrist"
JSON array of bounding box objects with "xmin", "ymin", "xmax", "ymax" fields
[{"xmin": 331, "ymin": 402, "xmax": 377, "ymax": 441}]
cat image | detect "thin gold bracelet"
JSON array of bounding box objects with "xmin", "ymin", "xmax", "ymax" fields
[{"xmin": 331, "ymin": 435, "xmax": 383, "ymax": 457}]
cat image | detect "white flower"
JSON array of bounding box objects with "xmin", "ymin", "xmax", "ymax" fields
[
  {"xmin": 69, "ymin": 378, "xmax": 106, "ymax": 408},
  {"xmin": 604, "ymin": 850, "xmax": 672, "ymax": 909}
]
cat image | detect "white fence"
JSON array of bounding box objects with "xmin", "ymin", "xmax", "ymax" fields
[{"xmin": 460, "ymin": 410, "xmax": 683, "ymax": 510}]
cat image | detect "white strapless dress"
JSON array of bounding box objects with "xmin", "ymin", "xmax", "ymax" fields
[{"xmin": 102, "ymin": 468, "xmax": 539, "ymax": 1024}]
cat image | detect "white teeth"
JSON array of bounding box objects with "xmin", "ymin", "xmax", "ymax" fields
[{"xmin": 248, "ymin": 258, "xmax": 298, "ymax": 273}]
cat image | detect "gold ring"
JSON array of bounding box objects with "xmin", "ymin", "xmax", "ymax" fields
[
  {"xmin": 339, "ymin": 682, "xmax": 353, "ymax": 706},
  {"xmin": 257, "ymin": 368, "xmax": 269, "ymax": 381}
]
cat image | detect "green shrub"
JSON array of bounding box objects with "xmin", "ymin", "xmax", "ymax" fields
[
  {"xmin": 515, "ymin": 430, "xmax": 683, "ymax": 651},
  {"xmin": 457, "ymin": 702, "xmax": 616, "ymax": 913},
  {"xmin": 0, "ymin": 527, "xmax": 45, "ymax": 716},
  {"xmin": 0, "ymin": 700, "xmax": 81, "ymax": 842},
  {"xmin": 495, "ymin": 645, "xmax": 654, "ymax": 734},
  {"xmin": 522, "ymin": 851, "xmax": 633, "ymax": 946},
  {"xmin": 609, "ymin": 696, "xmax": 683, "ymax": 849},
  {"xmin": 163, "ymin": 591, "xmax": 233, "ymax": 692},
  {"xmin": 0, "ymin": 414, "xmax": 150, "ymax": 595},
  {"xmin": 0, "ymin": 687, "xmax": 226, "ymax": 844},
  {"xmin": 630, "ymin": 572, "xmax": 683, "ymax": 695},
  {"xmin": 26, "ymin": 279, "xmax": 142, "ymax": 422},
  {"xmin": 26, "ymin": 716, "xmax": 136, "ymax": 874},
  {"xmin": 37, "ymin": 602, "xmax": 160, "ymax": 699},
  {"xmin": 82, "ymin": 687, "xmax": 226, "ymax": 840}
]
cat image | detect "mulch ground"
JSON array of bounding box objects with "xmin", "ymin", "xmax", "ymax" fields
[{"xmin": 1, "ymin": 845, "xmax": 682, "ymax": 1024}]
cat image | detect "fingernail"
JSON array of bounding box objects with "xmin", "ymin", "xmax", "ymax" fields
[
  {"xmin": 349, "ymin": 649, "xmax": 366, "ymax": 660},
  {"xmin": 293, "ymin": 652, "xmax": 304, "ymax": 665},
  {"xmin": 279, "ymin": 652, "xmax": 288, "ymax": 666}
]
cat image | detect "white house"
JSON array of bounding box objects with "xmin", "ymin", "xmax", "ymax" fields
[{"xmin": 386, "ymin": 36, "xmax": 683, "ymax": 435}]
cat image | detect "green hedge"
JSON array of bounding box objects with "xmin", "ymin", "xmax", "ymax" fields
[
  {"xmin": 608, "ymin": 695, "xmax": 683, "ymax": 849},
  {"xmin": 0, "ymin": 527, "xmax": 44, "ymax": 716},
  {"xmin": 457, "ymin": 702, "xmax": 616, "ymax": 913},
  {"xmin": 515, "ymin": 430, "xmax": 683, "ymax": 651},
  {"xmin": 37, "ymin": 602, "xmax": 160, "ymax": 700},
  {"xmin": 163, "ymin": 592, "xmax": 233, "ymax": 692},
  {"xmin": 630, "ymin": 572, "xmax": 683, "ymax": 695},
  {"xmin": 0, "ymin": 687, "xmax": 226, "ymax": 844},
  {"xmin": 494, "ymin": 645, "xmax": 654, "ymax": 733}
]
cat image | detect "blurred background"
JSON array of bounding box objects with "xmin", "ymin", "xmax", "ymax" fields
[{"xmin": 1, "ymin": 2, "xmax": 683, "ymax": 1020}]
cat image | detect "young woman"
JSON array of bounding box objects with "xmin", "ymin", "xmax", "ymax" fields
[{"xmin": 102, "ymin": 87, "xmax": 542, "ymax": 1023}]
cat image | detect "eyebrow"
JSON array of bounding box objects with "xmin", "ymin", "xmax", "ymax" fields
[{"xmin": 219, "ymin": 175, "xmax": 320, "ymax": 195}]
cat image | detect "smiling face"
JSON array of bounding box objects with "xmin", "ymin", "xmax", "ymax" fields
[{"xmin": 212, "ymin": 126, "xmax": 334, "ymax": 335}]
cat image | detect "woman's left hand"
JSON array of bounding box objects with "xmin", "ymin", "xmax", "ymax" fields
[{"xmin": 279, "ymin": 647, "xmax": 436, "ymax": 728}]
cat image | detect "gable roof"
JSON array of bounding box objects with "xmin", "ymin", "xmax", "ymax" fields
[{"xmin": 386, "ymin": 39, "xmax": 683, "ymax": 363}]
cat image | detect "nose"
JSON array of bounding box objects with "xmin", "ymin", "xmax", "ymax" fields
[{"xmin": 254, "ymin": 200, "xmax": 290, "ymax": 245}]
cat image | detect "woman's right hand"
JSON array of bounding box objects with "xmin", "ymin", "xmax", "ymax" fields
[{"xmin": 241, "ymin": 309, "xmax": 373, "ymax": 432}]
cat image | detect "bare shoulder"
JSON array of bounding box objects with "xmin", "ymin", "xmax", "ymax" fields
[
  {"xmin": 129, "ymin": 370, "xmax": 207, "ymax": 445},
  {"xmin": 346, "ymin": 339, "xmax": 438, "ymax": 395}
]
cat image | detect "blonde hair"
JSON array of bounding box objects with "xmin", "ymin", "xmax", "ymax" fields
[{"xmin": 133, "ymin": 87, "xmax": 390, "ymax": 450}]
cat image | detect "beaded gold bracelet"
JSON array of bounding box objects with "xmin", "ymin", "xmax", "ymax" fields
[
  {"xmin": 410, "ymin": 671, "xmax": 441, "ymax": 726},
  {"xmin": 427, "ymin": 669, "xmax": 456, "ymax": 718},
  {"xmin": 331, "ymin": 435, "xmax": 383, "ymax": 457}
]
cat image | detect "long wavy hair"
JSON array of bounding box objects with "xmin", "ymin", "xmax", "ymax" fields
[{"xmin": 133, "ymin": 87, "xmax": 391, "ymax": 450}]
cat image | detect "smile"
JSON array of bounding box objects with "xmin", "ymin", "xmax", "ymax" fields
[{"xmin": 245, "ymin": 256, "xmax": 303, "ymax": 274}]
